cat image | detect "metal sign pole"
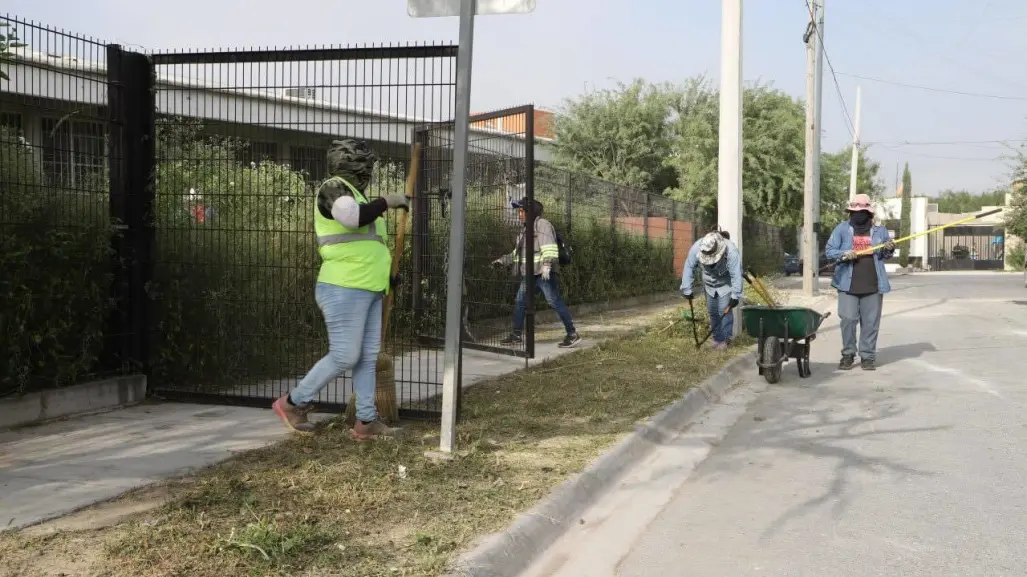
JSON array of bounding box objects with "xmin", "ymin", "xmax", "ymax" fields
[
  {"xmin": 408, "ymin": 0, "xmax": 536, "ymax": 455},
  {"xmin": 438, "ymin": 0, "xmax": 476, "ymax": 454}
]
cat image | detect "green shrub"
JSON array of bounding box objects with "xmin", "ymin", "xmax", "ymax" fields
[
  {"xmin": 1006, "ymin": 242, "xmax": 1025, "ymax": 270},
  {"xmin": 0, "ymin": 126, "xmax": 114, "ymax": 396}
]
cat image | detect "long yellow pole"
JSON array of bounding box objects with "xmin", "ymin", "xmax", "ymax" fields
[{"xmin": 855, "ymin": 207, "xmax": 1003, "ymax": 256}]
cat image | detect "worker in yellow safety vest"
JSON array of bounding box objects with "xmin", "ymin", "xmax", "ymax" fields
[{"xmin": 273, "ymin": 139, "xmax": 409, "ymax": 440}]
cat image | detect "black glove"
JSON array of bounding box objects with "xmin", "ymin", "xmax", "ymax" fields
[
  {"xmin": 728, "ymin": 298, "xmax": 739, "ymax": 309},
  {"xmin": 390, "ymin": 274, "xmax": 402, "ymax": 288},
  {"xmin": 681, "ymin": 291, "xmax": 693, "ymax": 301}
]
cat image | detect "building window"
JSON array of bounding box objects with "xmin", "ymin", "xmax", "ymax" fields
[
  {"xmin": 289, "ymin": 145, "xmax": 327, "ymax": 183},
  {"xmin": 0, "ymin": 112, "xmax": 23, "ymax": 135},
  {"xmin": 238, "ymin": 140, "xmax": 279, "ymax": 165},
  {"xmin": 41, "ymin": 118, "xmax": 107, "ymax": 190}
]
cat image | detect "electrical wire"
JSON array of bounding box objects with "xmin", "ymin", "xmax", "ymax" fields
[
  {"xmin": 834, "ymin": 72, "xmax": 1027, "ymax": 102},
  {"xmin": 867, "ymin": 139, "xmax": 1027, "ymax": 147}
]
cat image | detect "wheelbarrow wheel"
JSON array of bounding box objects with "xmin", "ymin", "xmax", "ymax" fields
[{"xmin": 761, "ymin": 336, "xmax": 782, "ymax": 384}]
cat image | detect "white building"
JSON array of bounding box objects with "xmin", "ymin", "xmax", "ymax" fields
[
  {"xmin": 0, "ymin": 47, "xmax": 552, "ymax": 190},
  {"xmin": 876, "ymin": 196, "xmax": 930, "ymax": 266}
]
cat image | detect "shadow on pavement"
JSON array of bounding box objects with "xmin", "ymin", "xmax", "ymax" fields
[
  {"xmin": 691, "ymin": 359, "xmax": 945, "ymax": 540},
  {"xmin": 876, "ymin": 342, "xmax": 937, "ymax": 365}
]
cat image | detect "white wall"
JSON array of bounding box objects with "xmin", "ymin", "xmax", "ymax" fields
[{"xmin": 877, "ymin": 197, "xmax": 928, "ymax": 260}]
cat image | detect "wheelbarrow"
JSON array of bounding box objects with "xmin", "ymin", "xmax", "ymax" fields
[{"xmin": 740, "ymin": 305, "xmax": 831, "ymax": 384}]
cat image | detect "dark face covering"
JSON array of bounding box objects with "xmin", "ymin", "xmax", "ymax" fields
[{"xmin": 849, "ymin": 210, "xmax": 873, "ymax": 234}]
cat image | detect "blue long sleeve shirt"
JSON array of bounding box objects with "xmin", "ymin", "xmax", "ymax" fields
[{"xmin": 680, "ymin": 239, "xmax": 744, "ymax": 299}]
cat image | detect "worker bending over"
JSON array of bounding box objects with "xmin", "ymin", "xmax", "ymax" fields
[{"xmin": 680, "ymin": 231, "xmax": 744, "ymax": 349}]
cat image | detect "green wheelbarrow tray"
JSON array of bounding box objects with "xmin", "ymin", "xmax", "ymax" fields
[
  {"xmin": 739, "ymin": 305, "xmax": 833, "ymax": 383},
  {"xmin": 740, "ymin": 305, "xmax": 829, "ymax": 340}
]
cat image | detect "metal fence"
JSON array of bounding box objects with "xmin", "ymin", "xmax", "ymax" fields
[
  {"xmin": 0, "ymin": 17, "xmax": 142, "ymax": 397},
  {"xmin": 145, "ymin": 44, "xmax": 457, "ymax": 419},
  {"xmin": 2, "ymin": 13, "xmax": 796, "ymax": 420},
  {"xmin": 412, "ymin": 106, "xmax": 537, "ymax": 358},
  {"xmin": 927, "ymin": 224, "xmax": 1005, "ymax": 271}
]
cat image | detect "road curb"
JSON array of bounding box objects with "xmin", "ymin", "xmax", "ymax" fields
[{"xmin": 447, "ymin": 348, "xmax": 756, "ymax": 577}]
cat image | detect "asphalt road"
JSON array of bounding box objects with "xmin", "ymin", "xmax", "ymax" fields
[{"xmin": 524, "ymin": 272, "xmax": 1027, "ymax": 577}]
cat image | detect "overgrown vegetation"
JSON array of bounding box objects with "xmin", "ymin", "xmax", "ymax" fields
[{"xmin": 0, "ymin": 126, "xmax": 115, "ymax": 397}]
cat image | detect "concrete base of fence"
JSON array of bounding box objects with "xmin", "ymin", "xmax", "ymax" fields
[{"xmin": 0, "ymin": 376, "xmax": 147, "ymax": 430}]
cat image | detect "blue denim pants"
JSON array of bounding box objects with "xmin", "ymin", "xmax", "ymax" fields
[
  {"xmin": 838, "ymin": 291, "xmax": 883, "ymax": 361},
  {"xmin": 706, "ymin": 290, "xmax": 734, "ymax": 344},
  {"xmin": 512, "ymin": 273, "xmax": 576, "ymax": 335},
  {"xmin": 289, "ymin": 283, "xmax": 382, "ymax": 422}
]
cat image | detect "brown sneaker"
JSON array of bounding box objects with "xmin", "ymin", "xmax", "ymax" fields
[
  {"xmin": 272, "ymin": 394, "xmax": 316, "ymax": 434},
  {"xmin": 350, "ymin": 419, "xmax": 401, "ymax": 441}
]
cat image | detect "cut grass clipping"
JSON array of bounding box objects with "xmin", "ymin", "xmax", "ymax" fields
[{"xmin": 0, "ymin": 307, "xmax": 758, "ymax": 577}]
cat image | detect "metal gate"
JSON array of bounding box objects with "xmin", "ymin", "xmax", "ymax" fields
[
  {"xmin": 411, "ymin": 106, "xmax": 536, "ymax": 358},
  {"xmin": 927, "ymin": 224, "xmax": 1005, "ymax": 271},
  {"xmin": 146, "ymin": 44, "xmax": 457, "ymax": 419}
]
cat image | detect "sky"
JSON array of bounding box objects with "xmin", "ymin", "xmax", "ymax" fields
[{"xmin": 5, "ymin": 0, "xmax": 1027, "ymax": 197}]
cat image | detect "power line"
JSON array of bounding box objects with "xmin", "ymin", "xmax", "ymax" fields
[
  {"xmin": 804, "ymin": 0, "xmax": 855, "ymax": 139},
  {"xmin": 872, "ymin": 144, "xmax": 1012, "ymax": 162},
  {"xmin": 835, "ymin": 72, "xmax": 1027, "ymax": 102},
  {"xmin": 867, "ymin": 139, "xmax": 1027, "ymax": 146}
]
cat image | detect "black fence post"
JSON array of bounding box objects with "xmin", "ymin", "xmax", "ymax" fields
[
  {"xmin": 644, "ymin": 193, "xmax": 650, "ymax": 248},
  {"xmin": 609, "ymin": 187, "xmax": 618, "ymax": 258},
  {"xmin": 105, "ymin": 44, "xmax": 156, "ymax": 376},
  {"xmin": 564, "ymin": 171, "xmax": 573, "ymax": 235},
  {"xmin": 524, "ymin": 107, "xmax": 536, "ymax": 360}
]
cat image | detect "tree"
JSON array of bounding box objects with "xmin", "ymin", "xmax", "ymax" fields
[
  {"xmin": 549, "ymin": 79, "xmax": 678, "ymax": 192},
  {"xmin": 1004, "ymin": 146, "xmax": 1027, "ymax": 242},
  {"xmin": 899, "ymin": 163, "xmax": 912, "ymax": 267},
  {"xmin": 818, "ymin": 145, "xmax": 887, "ymax": 232},
  {"xmin": 932, "ymin": 189, "xmax": 1006, "ymax": 213},
  {"xmin": 664, "ymin": 78, "xmax": 806, "ymax": 228}
]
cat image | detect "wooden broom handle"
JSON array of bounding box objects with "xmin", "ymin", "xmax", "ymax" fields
[{"xmin": 381, "ymin": 143, "xmax": 421, "ymax": 343}]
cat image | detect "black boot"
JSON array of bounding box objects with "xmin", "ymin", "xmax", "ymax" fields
[{"xmin": 838, "ymin": 355, "xmax": 855, "ymax": 370}]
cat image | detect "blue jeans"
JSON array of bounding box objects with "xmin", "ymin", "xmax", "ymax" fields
[
  {"xmin": 289, "ymin": 283, "xmax": 382, "ymax": 422},
  {"xmin": 706, "ymin": 291, "xmax": 734, "ymax": 344},
  {"xmin": 838, "ymin": 291, "xmax": 883, "ymax": 361},
  {"xmin": 512, "ymin": 273, "xmax": 576, "ymax": 335}
]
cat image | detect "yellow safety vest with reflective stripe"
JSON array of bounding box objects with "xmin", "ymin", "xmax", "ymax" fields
[
  {"xmin": 313, "ymin": 177, "xmax": 391, "ymax": 293},
  {"xmin": 510, "ymin": 218, "xmax": 560, "ymax": 275}
]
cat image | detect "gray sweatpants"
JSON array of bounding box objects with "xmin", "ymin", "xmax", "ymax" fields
[{"xmin": 838, "ymin": 292, "xmax": 883, "ymax": 361}]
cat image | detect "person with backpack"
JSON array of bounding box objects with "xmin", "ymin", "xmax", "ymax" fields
[{"xmin": 493, "ymin": 196, "xmax": 581, "ymax": 348}]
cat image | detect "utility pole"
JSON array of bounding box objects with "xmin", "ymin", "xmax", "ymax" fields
[
  {"xmin": 718, "ymin": 0, "xmax": 743, "ymax": 336},
  {"xmin": 801, "ymin": 0, "xmax": 824, "ymax": 297},
  {"xmin": 812, "ymin": 0, "xmax": 824, "ymax": 233},
  {"xmin": 848, "ymin": 85, "xmax": 862, "ymax": 200}
]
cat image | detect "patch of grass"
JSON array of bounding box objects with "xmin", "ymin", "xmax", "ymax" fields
[{"xmin": 0, "ymin": 327, "xmax": 746, "ymax": 577}]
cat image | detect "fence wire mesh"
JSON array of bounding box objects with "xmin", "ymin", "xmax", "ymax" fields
[
  {"xmin": 146, "ymin": 44, "xmax": 456, "ymax": 418},
  {"xmin": 0, "ymin": 16, "xmax": 139, "ymax": 397}
]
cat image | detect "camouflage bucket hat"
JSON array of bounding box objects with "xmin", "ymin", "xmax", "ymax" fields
[{"xmin": 326, "ymin": 139, "xmax": 378, "ymax": 190}]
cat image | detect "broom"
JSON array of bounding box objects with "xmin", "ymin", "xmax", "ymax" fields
[{"xmin": 345, "ymin": 143, "xmax": 421, "ymax": 426}]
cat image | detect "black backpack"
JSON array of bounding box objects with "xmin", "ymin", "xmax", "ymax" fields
[{"xmin": 555, "ymin": 229, "xmax": 573, "ymax": 266}]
